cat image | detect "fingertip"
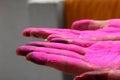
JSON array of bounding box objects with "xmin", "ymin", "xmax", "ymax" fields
[
  {"xmin": 16, "ymin": 46, "xmax": 32, "ymax": 56},
  {"xmin": 25, "ymin": 53, "xmax": 33, "ymax": 61},
  {"xmin": 26, "ymin": 52, "xmax": 47, "ymax": 65},
  {"xmin": 16, "ymin": 47, "xmax": 26, "ymax": 56},
  {"xmin": 16, "ymin": 48, "xmax": 21, "ymax": 55},
  {"xmin": 22, "ymin": 28, "xmax": 36, "ymax": 37}
]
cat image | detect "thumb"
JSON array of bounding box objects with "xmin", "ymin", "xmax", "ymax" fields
[
  {"xmin": 71, "ymin": 19, "xmax": 94, "ymax": 30},
  {"xmin": 74, "ymin": 70, "xmax": 120, "ymax": 80}
]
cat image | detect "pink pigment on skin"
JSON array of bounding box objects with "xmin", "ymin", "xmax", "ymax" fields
[
  {"xmin": 46, "ymin": 28, "xmax": 120, "ymax": 42},
  {"xmin": 23, "ymin": 27, "xmax": 82, "ymax": 41},
  {"xmin": 85, "ymin": 41, "xmax": 120, "ymax": 67},
  {"xmin": 22, "ymin": 19, "xmax": 120, "ymax": 40},
  {"xmin": 26, "ymin": 52, "xmax": 93, "ymax": 75},
  {"xmin": 22, "ymin": 28, "xmax": 34, "ymax": 36},
  {"xmin": 108, "ymin": 19, "xmax": 120, "ymax": 28},
  {"xmin": 72, "ymin": 20, "xmax": 94, "ymax": 30},
  {"xmin": 51, "ymin": 38, "xmax": 96, "ymax": 47},
  {"xmin": 26, "ymin": 52, "xmax": 47, "ymax": 65},
  {"xmin": 23, "ymin": 28, "xmax": 55, "ymax": 38},
  {"xmin": 18, "ymin": 19, "xmax": 120, "ymax": 78},
  {"xmin": 16, "ymin": 45, "xmax": 34, "ymax": 56},
  {"xmin": 71, "ymin": 39, "xmax": 96, "ymax": 47},
  {"xmin": 18, "ymin": 41, "xmax": 120, "ymax": 73},
  {"xmin": 17, "ymin": 45, "xmax": 84, "ymax": 59},
  {"xmin": 27, "ymin": 41, "xmax": 85, "ymax": 55},
  {"xmin": 47, "ymin": 33, "xmax": 78, "ymax": 41}
]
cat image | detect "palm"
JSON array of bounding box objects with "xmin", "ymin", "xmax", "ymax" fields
[{"xmin": 85, "ymin": 41, "xmax": 120, "ymax": 69}]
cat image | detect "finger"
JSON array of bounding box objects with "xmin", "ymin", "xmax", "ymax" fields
[
  {"xmin": 81, "ymin": 32, "xmax": 120, "ymax": 41},
  {"xmin": 105, "ymin": 19, "xmax": 120, "ymax": 28},
  {"xmin": 16, "ymin": 45, "xmax": 85, "ymax": 59},
  {"xmin": 27, "ymin": 41, "xmax": 86, "ymax": 55},
  {"xmin": 73, "ymin": 30, "xmax": 120, "ymax": 41},
  {"xmin": 47, "ymin": 34, "xmax": 67, "ymax": 41},
  {"xmin": 47, "ymin": 33, "xmax": 78, "ymax": 41},
  {"xmin": 38, "ymin": 28, "xmax": 81, "ymax": 35},
  {"xmin": 72, "ymin": 19, "xmax": 108, "ymax": 30},
  {"xmin": 23, "ymin": 28, "xmax": 63, "ymax": 38},
  {"xmin": 23, "ymin": 28, "xmax": 81, "ymax": 38},
  {"xmin": 72, "ymin": 19, "xmax": 94, "ymax": 30},
  {"xmin": 50, "ymin": 38, "xmax": 96, "ymax": 47},
  {"xmin": 26, "ymin": 52, "xmax": 93, "ymax": 75},
  {"xmin": 54, "ymin": 29, "xmax": 81, "ymax": 35}
]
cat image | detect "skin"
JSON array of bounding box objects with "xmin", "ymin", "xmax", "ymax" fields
[
  {"xmin": 22, "ymin": 19, "xmax": 120, "ymax": 45},
  {"xmin": 17, "ymin": 19, "xmax": 120, "ymax": 80},
  {"xmin": 71, "ymin": 19, "xmax": 109, "ymax": 30},
  {"xmin": 17, "ymin": 41, "xmax": 120, "ymax": 80}
]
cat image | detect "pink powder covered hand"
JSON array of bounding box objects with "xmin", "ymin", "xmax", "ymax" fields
[
  {"xmin": 23, "ymin": 27, "xmax": 96, "ymax": 47},
  {"xmin": 17, "ymin": 41, "xmax": 120, "ymax": 80},
  {"xmin": 23, "ymin": 19, "xmax": 120, "ymax": 47},
  {"xmin": 17, "ymin": 19, "xmax": 120, "ymax": 80}
]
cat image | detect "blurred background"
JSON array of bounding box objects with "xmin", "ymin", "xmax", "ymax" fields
[
  {"xmin": 0, "ymin": 0, "xmax": 74, "ymax": 80},
  {"xmin": 1, "ymin": 0, "xmax": 120, "ymax": 80}
]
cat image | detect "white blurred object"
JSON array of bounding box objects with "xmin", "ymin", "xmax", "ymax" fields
[
  {"xmin": 29, "ymin": 0, "xmax": 64, "ymax": 3},
  {"xmin": 28, "ymin": 0, "xmax": 65, "ymax": 28}
]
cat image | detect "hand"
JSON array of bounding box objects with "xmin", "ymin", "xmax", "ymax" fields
[
  {"xmin": 22, "ymin": 19, "xmax": 120, "ymax": 47},
  {"xmin": 17, "ymin": 41, "xmax": 120, "ymax": 80},
  {"xmin": 23, "ymin": 28, "xmax": 96, "ymax": 47},
  {"xmin": 22, "ymin": 27, "xmax": 120, "ymax": 48},
  {"xmin": 17, "ymin": 19, "xmax": 120, "ymax": 80}
]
